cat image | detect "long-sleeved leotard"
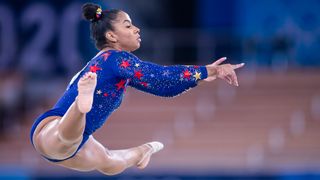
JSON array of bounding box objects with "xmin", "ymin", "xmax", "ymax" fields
[{"xmin": 30, "ymin": 50, "xmax": 208, "ymax": 162}]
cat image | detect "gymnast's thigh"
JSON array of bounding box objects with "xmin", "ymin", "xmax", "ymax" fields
[
  {"xmin": 33, "ymin": 117, "xmax": 82, "ymax": 160},
  {"xmin": 56, "ymin": 136, "xmax": 110, "ymax": 172}
]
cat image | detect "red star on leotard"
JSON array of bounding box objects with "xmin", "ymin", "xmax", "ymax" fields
[
  {"xmin": 194, "ymin": 65, "xmax": 200, "ymax": 69},
  {"xmin": 134, "ymin": 70, "xmax": 143, "ymax": 80},
  {"xmin": 120, "ymin": 60, "xmax": 130, "ymax": 68},
  {"xmin": 103, "ymin": 92, "xmax": 109, "ymax": 97},
  {"xmin": 90, "ymin": 64, "xmax": 102, "ymax": 73},
  {"xmin": 183, "ymin": 70, "xmax": 192, "ymax": 79},
  {"xmin": 116, "ymin": 79, "xmax": 126, "ymax": 90},
  {"xmin": 102, "ymin": 52, "xmax": 110, "ymax": 61}
]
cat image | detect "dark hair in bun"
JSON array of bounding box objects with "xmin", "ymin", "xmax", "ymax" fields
[{"xmin": 82, "ymin": 3, "xmax": 121, "ymax": 50}]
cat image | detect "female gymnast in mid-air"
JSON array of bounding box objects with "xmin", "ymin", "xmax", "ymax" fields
[{"xmin": 30, "ymin": 3, "xmax": 244, "ymax": 175}]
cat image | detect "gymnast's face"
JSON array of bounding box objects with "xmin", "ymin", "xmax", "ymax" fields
[{"xmin": 106, "ymin": 11, "xmax": 141, "ymax": 52}]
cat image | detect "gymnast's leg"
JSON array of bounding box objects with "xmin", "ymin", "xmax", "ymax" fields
[
  {"xmin": 58, "ymin": 72, "xmax": 97, "ymax": 141},
  {"xmin": 57, "ymin": 136, "xmax": 164, "ymax": 175},
  {"xmin": 32, "ymin": 72, "xmax": 97, "ymax": 160}
]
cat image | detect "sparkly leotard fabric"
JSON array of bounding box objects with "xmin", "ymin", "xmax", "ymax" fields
[{"xmin": 30, "ymin": 50, "xmax": 208, "ymax": 162}]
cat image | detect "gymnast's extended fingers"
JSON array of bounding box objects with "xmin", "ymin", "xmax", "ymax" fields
[
  {"xmin": 232, "ymin": 63, "xmax": 245, "ymax": 70},
  {"xmin": 212, "ymin": 57, "xmax": 227, "ymax": 66},
  {"xmin": 230, "ymin": 71, "xmax": 239, "ymax": 86}
]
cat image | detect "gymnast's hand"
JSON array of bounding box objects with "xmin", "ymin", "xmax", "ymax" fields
[{"xmin": 204, "ymin": 57, "xmax": 245, "ymax": 86}]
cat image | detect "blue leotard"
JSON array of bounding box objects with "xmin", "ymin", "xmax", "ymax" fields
[{"xmin": 30, "ymin": 50, "xmax": 208, "ymax": 162}]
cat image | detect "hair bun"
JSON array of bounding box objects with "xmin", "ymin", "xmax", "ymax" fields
[{"xmin": 82, "ymin": 3, "xmax": 101, "ymax": 22}]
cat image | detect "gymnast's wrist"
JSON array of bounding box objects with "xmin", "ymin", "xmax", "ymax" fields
[{"xmin": 205, "ymin": 66, "xmax": 218, "ymax": 79}]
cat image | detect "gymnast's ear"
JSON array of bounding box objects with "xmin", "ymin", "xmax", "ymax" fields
[{"xmin": 105, "ymin": 31, "xmax": 117, "ymax": 43}]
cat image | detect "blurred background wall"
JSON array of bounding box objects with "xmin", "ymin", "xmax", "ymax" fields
[{"xmin": 0, "ymin": 0, "xmax": 320, "ymax": 179}]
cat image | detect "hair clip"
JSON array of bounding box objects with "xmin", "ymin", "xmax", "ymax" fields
[{"xmin": 96, "ymin": 8, "xmax": 102, "ymax": 19}]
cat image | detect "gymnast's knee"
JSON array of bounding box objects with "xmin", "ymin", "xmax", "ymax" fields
[{"xmin": 96, "ymin": 155, "xmax": 128, "ymax": 176}]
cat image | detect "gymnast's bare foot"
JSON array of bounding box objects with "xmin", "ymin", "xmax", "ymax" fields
[
  {"xmin": 77, "ymin": 72, "xmax": 97, "ymax": 113},
  {"xmin": 137, "ymin": 141, "xmax": 164, "ymax": 169}
]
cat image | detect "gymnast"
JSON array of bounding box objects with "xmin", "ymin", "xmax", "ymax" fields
[{"xmin": 30, "ymin": 3, "xmax": 244, "ymax": 175}]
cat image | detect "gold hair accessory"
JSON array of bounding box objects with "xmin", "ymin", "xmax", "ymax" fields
[{"xmin": 96, "ymin": 8, "xmax": 102, "ymax": 19}]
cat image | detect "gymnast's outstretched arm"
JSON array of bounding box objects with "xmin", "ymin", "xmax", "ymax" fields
[
  {"xmin": 106, "ymin": 51, "xmax": 244, "ymax": 97},
  {"xmin": 107, "ymin": 51, "xmax": 206, "ymax": 97}
]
